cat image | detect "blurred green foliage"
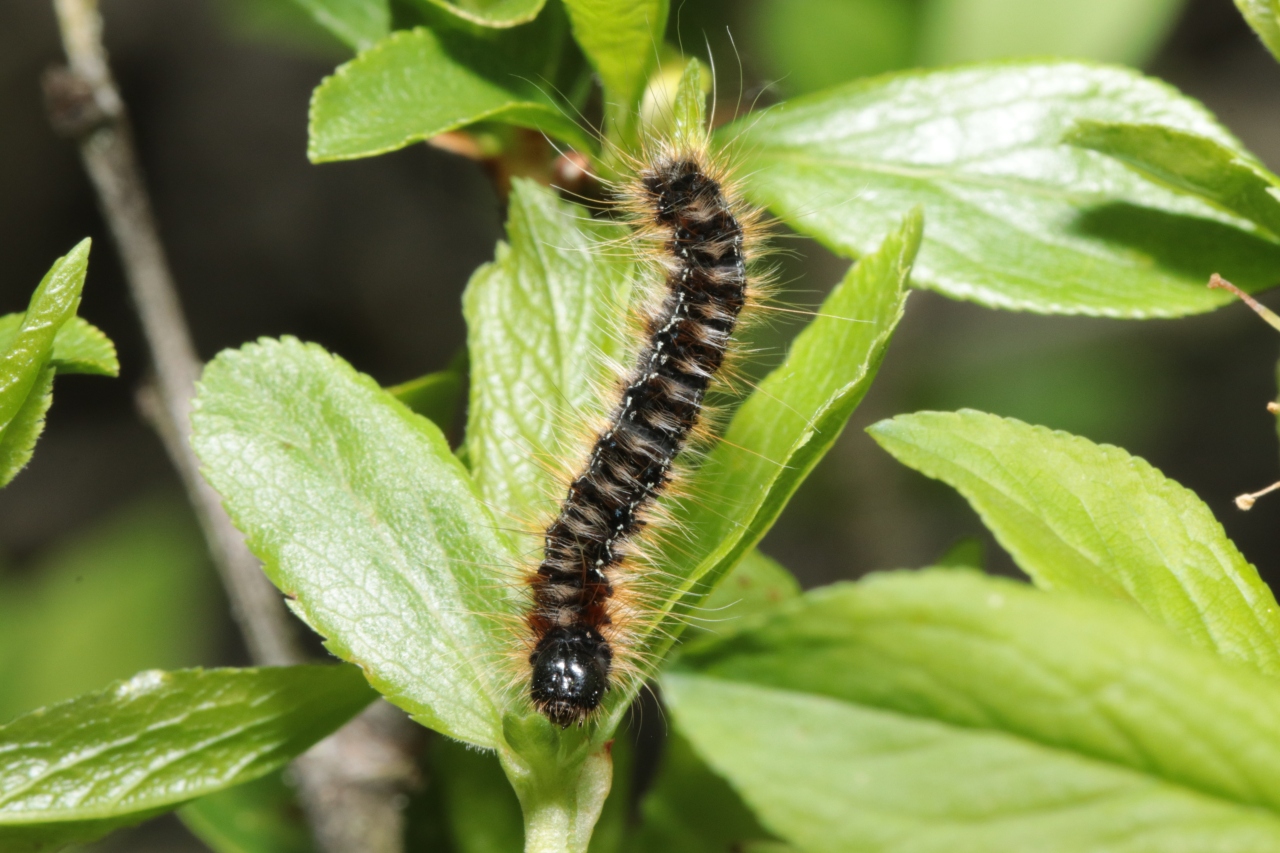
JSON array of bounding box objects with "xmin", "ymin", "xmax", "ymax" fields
[
  {"xmin": 215, "ymin": 0, "xmax": 350, "ymax": 56},
  {"xmin": 906, "ymin": 337, "xmax": 1170, "ymax": 449},
  {"xmin": 749, "ymin": 0, "xmax": 919, "ymax": 96},
  {"xmin": 0, "ymin": 497, "xmax": 219, "ymax": 723},
  {"xmin": 687, "ymin": 0, "xmax": 1191, "ymax": 97},
  {"xmin": 916, "ymin": 0, "xmax": 1186, "ymax": 69}
]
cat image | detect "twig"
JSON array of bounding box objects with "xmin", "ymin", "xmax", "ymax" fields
[
  {"xmin": 1208, "ymin": 273, "xmax": 1280, "ymax": 333},
  {"xmin": 45, "ymin": 0, "xmax": 299, "ymax": 667},
  {"xmin": 44, "ymin": 2, "xmax": 419, "ymax": 850},
  {"xmin": 1236, "ymin": 479, "xmax": 1280, "ymax": 510}
]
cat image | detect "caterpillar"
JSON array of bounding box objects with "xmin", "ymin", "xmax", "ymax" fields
[{"xmin": 525, "ymin": 142, "xmax": 762, "ymax": 728}]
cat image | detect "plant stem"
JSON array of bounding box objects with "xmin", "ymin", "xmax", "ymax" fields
[
  {"xmin": 1209, "ymin": 274, "xmax": 1280, "ymax": 333},
  {"xmin": 44, "ymin": 2, "xmax": 420, "ymax": 850},
  {"xmin": 501, "ymin": 737, "xmax": 614, "ymax": 853},
  {"xmin": 523, "ymin": 804, "xmax": 576, "ymax": 853}
]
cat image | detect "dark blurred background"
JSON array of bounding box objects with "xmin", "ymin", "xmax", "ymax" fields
[{"xmin": 1, "ymin": 0, "xmax": 1278, "ymax": 848}]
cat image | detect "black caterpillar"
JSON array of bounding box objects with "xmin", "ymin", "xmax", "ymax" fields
[{"xmin": 526, "ymin": 152, "xmax": 752, "ymax": 727}]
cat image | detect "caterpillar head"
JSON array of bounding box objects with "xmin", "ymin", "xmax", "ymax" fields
[{"xmin": 529, "ymin": 625, "xmax": 613, "ymax": 727}]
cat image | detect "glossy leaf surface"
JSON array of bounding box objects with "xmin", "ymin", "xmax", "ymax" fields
[
  {"xmin": 1067, "ymin": 120, "xmax": 1280, "ymax": 239},
  {"xmin": 0, "ymin": 666, "xmax": 373, "ymax": 852},
  {"xmin": 0, "ymin": 315, "xmax": 118, "ymax": 378},
  {"xmin": 0, "ymin": 240, "xmax": 115, "ymax": 487},
  {"xmin": 869, "ymin": 410, "xmax": 1280, "ymax": 675},
  {"xmin": 0, "ymin": 240, "xmax": 90, "ymax": 432},
  {"xmin": 193, "ymin": 338, "xmax": 514, "ymax": 747},
  {"xmin": 405, "ymin": 0, "xmax": 546, "ymax": 27},
  {"xmin": 308, "ymin": 27, "xmax": 590, "ymax": 162},
  {"xmin": 0, "ymin": 369, "xmax": 54, "ymax": 488},
  {"xmin": 463, "ymin": 179, "xmax": 632, "ymax": 534},
  {"xmin": 669, "ymin": 570, "xmax": 1280, "ymax": 852},
  {"xmin": 726, "ymin": 61, "xmax": 1280, "ymax": 317},
  {"xmin": 562, "ymin": 0, "xmax": 667, "ymax": 134}
]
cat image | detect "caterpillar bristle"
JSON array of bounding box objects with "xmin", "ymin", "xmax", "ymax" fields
[{"xmin": 512, "ymin": 116, "xmax": 767, "ymax": 728}]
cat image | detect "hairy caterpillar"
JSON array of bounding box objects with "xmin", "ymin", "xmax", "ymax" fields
[{"xmin": 525, "ymin": 138, "xmax": 764, "ymax": 728}]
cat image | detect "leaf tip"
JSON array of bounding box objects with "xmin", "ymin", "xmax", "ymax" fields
[
  {"xmin": 52, "ymin": 236, "xmax": 93, "ymax": 286},
  {"xmin": 67, "ymin": 236, "xmax": 92, "ymax": 260},
  {"xmin": 864, "ymin": 414, "xmax": 905, "ymax": 445},
  {"xmin": 897, "ymin": 205, "xmax": 925, "ymax": 256}
]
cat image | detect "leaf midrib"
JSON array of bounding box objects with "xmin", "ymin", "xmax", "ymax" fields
[
  {"xmin": 310, "ymin": 394, "xmax": 506, "ymax": 722},
  {"xmin": 748, "ymin": 150, "xmax": 1229, "ymax": 315}
]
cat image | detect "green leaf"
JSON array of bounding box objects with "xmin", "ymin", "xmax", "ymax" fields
[
  {"xmin": 668, "ymin": 570, "xmax": 1280, "ymax": 852},
  {"xmin": 0, "ymin": 240, "xmax": 90, "ymax": 434},
  {"xmin": 724, "ymin": 60, "xmax": 1280, "ymax": 317},
  {"xmin": 669, "ymin": 58, "xmax": 708, "ymax": 151},
  {"xmin": 196, "ymin": 187, "xmax": 906, "ymax": 852},
  {"xmin": 192, "ymin": 337, "xmax": 514, "ymax": 748},
  {"xmin": 0, "ymin": 315, "xmax": 119, "ymax": 377},
  {"xmin": 1235, "ymin": 0, "xmax": 1280, "ymax": 62},
  {"xmin": 179, "ymin": 771, "xmax": 313, "ymax": 853},
  {"xmin": 686, "ymin": 550, "xmax": 801, "ymax": 641},
  {"xmin": 631, "ymin": 57, "xmax": 708, "ymax": 164},
  {"xmin": 0, "ymin": 666, "xmax": 374, "ymax": 852},
  {"xmin": 0, "ymin": 316, "xmax": 122, "ymax": 482},
  {"xmin": 0, "ymin": 240, "xmax": 114, "ymax": 487},
  {"xmin": 0, "ymin": 498, "xmax": 217, "ymax": 723},
  {"xmin": 1067, "ymin": 120, "xmax": 1280, "ymax": 240},
  {"xmin": 406, "ymin": 0, "xmax": 547, "ymax": 28},
  {"xmin": 919, "ymin": 0, "xmax": 1186, "ymax": 67},
  {"xmin": 640, "ymin": 211, "xmax": 920, "ymax": 675},
  {"xmin": 386, "ymin": 363, "xmax": 465, "ymax": 432},
  {"xmin": 463, "ymin": 179, "xmax": 633, "ymax": 533},
  {"xmin": 868, "ymin": 410, "xmax": 1280, "ymax": 676},
  {"xmin": 0, "ymin": 368, "xmax": 55, "ymax": 489},
  {"xmin": 196, "ymin": 184, "xmax": 619, "ymax": 851},
  {"xmin": 307, "ymin": 26, "xmax": 591, "ymax": 163},
  {"xmin": 935, "ymin": 535, "xmax": 984, "ymax": 568},
  {"xmin": 562, "ymin": 0, "xmax": 667, "ymax": 136},
  {"xmin": 288, "ymin": 0, "xmax": 388, "ymax": 49}
]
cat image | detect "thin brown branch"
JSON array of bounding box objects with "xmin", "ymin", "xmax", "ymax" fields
[
  {"xmin": 46, "ymin": 0, "xmax": 300, "ymax": 668},
  {"xmin": 44, "ymin": 2, "xmax": 420, "ymax": 850}
]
